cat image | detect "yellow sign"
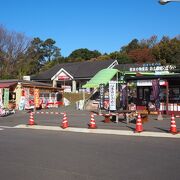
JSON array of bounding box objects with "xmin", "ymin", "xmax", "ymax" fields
[{"xmin": 34, "ymin": 89, "xmax": 40, "ymax": 108}]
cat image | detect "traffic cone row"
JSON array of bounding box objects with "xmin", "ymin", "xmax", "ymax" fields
[
  {"xmin": 88, "ymin": 113, "xmax": 97, "ymax": 129},
  {"xmin": 61, "ymin": 112, "xmax": 69, "ymax": 129},
  {"xmin": 28, "ymin": 111, "xmax": 36, "ymax": 125},
  {"xmin": 170, "ymin": 114, "xmax": 178, "ymax": 134},
  {"xmin": 135, "ymin": 113, "xmax": 143, "ymax": 133},
  {"xmin": 27, "ymin": 111, "xmax": 178, "ymax": 135}
]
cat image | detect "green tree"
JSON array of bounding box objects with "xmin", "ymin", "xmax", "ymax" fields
[
  {"xmin": 121, "ymin": 39, "xmax": 140, "ymax": 53},
  {"xmin": 96, "ymin": 54, "xmax": 111, "ymax": 61},
  {"xmin": 23, "ymin": 37, "xmax": 45, "ymax": 75},
  {"xmin": 109, "ymin": 51, "xmax": 132, "ymax": 64},
  {"xmin": 42, "ymin": 38, "xmax": 61, "ymax": 62},
  {"xmin": 152, "ymin": 36, "xmax": 180, "ymax": 64},
  {"xmin": 68, "ymin": 48, "xmax": 101, "ymax": 61},
  {"xmin": 18, "ymin": 37, "xmax": 62, "ymax": 77},
  {"xmin": 40, "ymin": 57, "xmax": 66, "ymax": 72}
]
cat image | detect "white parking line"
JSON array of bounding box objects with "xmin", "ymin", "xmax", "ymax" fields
[{"xmin": 0, "ymin": 126, "xmax": 15, "ymax": 129}]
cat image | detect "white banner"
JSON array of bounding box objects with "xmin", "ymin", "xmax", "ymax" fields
[
  {"xmin": 0, "ymin": 88, "xmax": 3, "ymax": 107},
  {"xmin": 24, "ymin": 88, "xmax": 30, "ymax": 109},
  {"xmin": 137, "ymin": 80, "xmax": 166, "ymax": 86},
  {"xmin": 109, "ymin": 81, "xmax": 116, "ymax": 111}
]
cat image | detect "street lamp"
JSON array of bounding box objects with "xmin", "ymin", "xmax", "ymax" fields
[{"xmin": 159, "ymin": 0, "xmax": 180, "ymax": 5}]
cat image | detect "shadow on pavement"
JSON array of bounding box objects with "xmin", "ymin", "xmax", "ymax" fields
[
  {"xmin": 155, "ymin": 127, "xmax": 169, "ymax": 133},
  {"xmin": 126, "ymin": 125, "xmax": 135, "ymax": 131}
]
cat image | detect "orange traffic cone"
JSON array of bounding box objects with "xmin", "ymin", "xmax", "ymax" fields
[
  {"xmin": 135, "ymin": 113, "xmax": 143, "ymax": 133},
  {"xmin": 88, "ymin": 113, "xmax": 97, "ymax": 129},
  {"xmin": 28, "ymin": 111, "xmax": 36, "ymax": 125},
  {"xmin": 61, "ymin": 112, "xmax": 68, "ymax": 129},
  {"xmin": 170, "ymin": 114, "xmax": 178, "ymax": 134}
]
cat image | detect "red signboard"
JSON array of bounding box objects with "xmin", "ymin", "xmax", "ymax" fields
[
  {"xmin": 58, "ymin": 72, "xmax": 71, "ymax": 80},
  {"xmin": 58, "ymin": 76, "xmax": 70, "ymax": 80}
]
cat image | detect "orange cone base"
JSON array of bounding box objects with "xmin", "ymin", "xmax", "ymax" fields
[
  {"xmin": 61, "ymin": 119, "xmax": 69, "ymax": 128},
  {"xmin": 134, "ymin": 125, "xmax": 143, "ymax": 133},
  {"xmin": 169, "ymin": 129, "xmax": 178, "ymax": 134},
  {"xmin": 61, "ymin": 120, "xmax": 69, "ymax": 129},
  {"xmin": 27, "ymin": 122, "xmax": 37, "ymax": 125},
  {"xmin": 61, "ymin": 125, "xmax": 68, "ymax": 129},
  {"xmin": 88, "ymin": 124, "xmax": 97, "ymax": 129},
  {"xmin": 61, "ymin": 122, "xmax": 68, "ymax": 129}
]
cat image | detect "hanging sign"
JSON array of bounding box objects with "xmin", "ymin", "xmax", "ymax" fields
[
  {"xmin": 34, "ymin": 89, "xmax": 40, "ymax": 108},
  {"xmin": 120, "ymin": 84, "xmax": 127, "ymax": 108},
  {"xmin": 58, "ymin": 72, "xmax": 71, "ymax": 80},
  {"xmin": 99, "ymin": 84, "xmax": 105, "ymax": 109},
  {"xmin": 3, "ymin": 88, "xmax": 9, "ymax": 108},
  {"xmin": 109, "ymin": 81, "xmax": 116, "ymax": 111},
  {"xmin": 137, "ymin": 80, "xmax": 166, "ymax": 86},
  {"xmin": 19, "ymin": 89, "xmax": 26, "ymax": 110},
  {"xmin": 129, "ymin": 63, "xmax": 176, "ymax": 72},
  {"xmin": 24, "ymin": 88, "xmax": 30, "ymax": 109}
]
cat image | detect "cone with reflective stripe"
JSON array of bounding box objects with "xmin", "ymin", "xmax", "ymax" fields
[
  {"xmin": 28, "ymin": 111, "xmax": 36, "ymax": 125},
  {"xmin": 135, "ymin": 113, "xmax": 143, "ymax": 133},
  {"xmin": 61, "ymin": 112, "xmax": 68, "ymax": 129},
  {"xmin": 170, "ymin": 114, "xmax": 178, "ymax": 134},
  {"xmin": 88, "ymin": 113, "xmax": 97, "ymax": 129}
]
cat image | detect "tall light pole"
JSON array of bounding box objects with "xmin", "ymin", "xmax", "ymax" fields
[{"xmin": 159, "ymin": 0, "xmax": 180, "ymax": 5}]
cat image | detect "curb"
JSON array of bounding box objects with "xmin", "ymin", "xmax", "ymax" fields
[{"xmin": 14, "ymin": 124, "xmax": 180, "ymax": 139}]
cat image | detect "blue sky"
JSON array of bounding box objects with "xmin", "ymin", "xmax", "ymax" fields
[{"xmin": 0, "ymin": 0, "xmax": 180, "ymax": 57}]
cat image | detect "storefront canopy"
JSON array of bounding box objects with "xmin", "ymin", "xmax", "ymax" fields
[
  {"xmin": 0, "ymin": 82, "xmax": 17, "ymax": 88},
  {"xmin": 82, "ymin": 69, "xmax": 119, "ymax": 88}
]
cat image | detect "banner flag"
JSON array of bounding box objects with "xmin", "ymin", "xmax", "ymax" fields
[
  {"xmin": 109, "ymin": 81, "xmax": 116, "ymax": 111},
  {"xmin": 0, "ymin": 88, "xmax": 3, "ymax": 107},
  {"xmin": 99, "ymin": 84, "xmax": 105, "ymax": 109},
  {"xmin": 34, "ymin": 89, "xmax": 40, "ymax": 108},
  {"xmin": 3, "ymin": 88, "xmax": 9, "ymax": 108}
]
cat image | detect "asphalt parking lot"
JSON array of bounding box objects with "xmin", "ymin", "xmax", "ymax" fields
[{"xmin": 0, "ymin": 105, "xmax": 180, "ymax": 134}]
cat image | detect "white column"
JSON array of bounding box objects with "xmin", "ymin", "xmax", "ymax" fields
[
  {"xmin": 53, "ymin": 80, "xmax": 57, "ymax": 88},
  {"xmin": 72, "ymin": 80, "xmax": 77, "ymax": 93}
]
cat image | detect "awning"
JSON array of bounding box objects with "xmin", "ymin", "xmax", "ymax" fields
[
  {"xmin": 0, "ymin": 82, "xmax": 17, "ymax": 88},
  {"xmin": 82, "ymin": 69, "xmax": 119, "ymax": 88}
]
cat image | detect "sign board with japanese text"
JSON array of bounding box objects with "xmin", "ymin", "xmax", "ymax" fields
[
  {"xmin": 109, "ymin": 81, "xmax": 116, "ymax": 111},
  {"xmin": 129, "ymin": 63, "xmax": 176, "ymax": 72},
  {"xmin": 58, "ymin": 72, "xmax": 71, "ymax": 80},
  {"xmin": 137, "ymin": 80, "xmax": 166, "ymax": 86},
  {"xmin": 99, "ymin": 84, "xmax": 105, "ymax": 109},
  {"xmin": 34, "ymin": 89, "xmax": 40, "ymax": 108}
]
